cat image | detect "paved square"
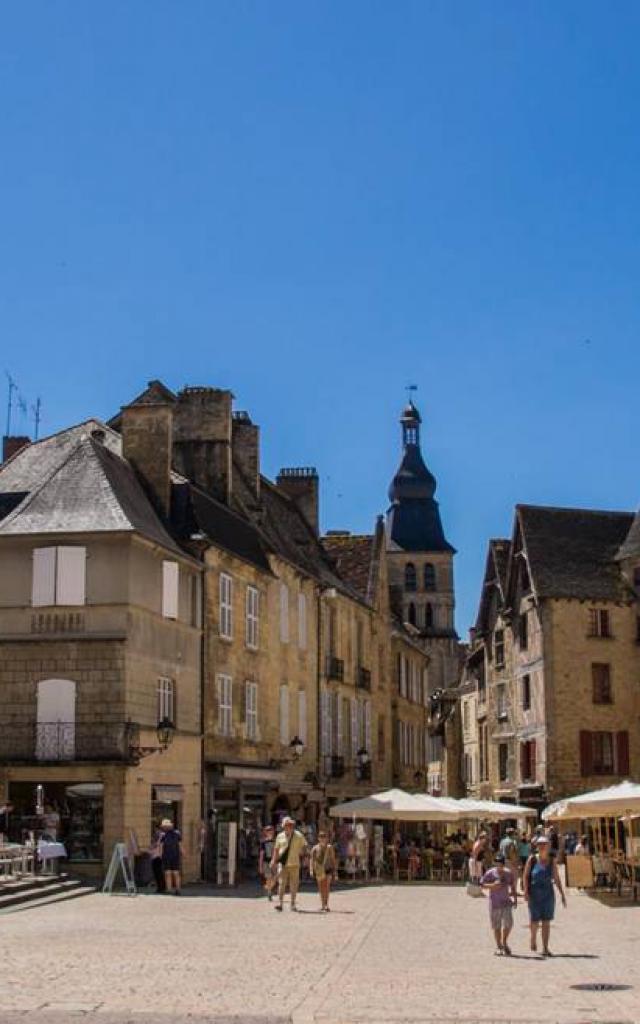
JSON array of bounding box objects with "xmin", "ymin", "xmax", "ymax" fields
[{"xmin": 0, "ymin": 882, "xmax": 638, "ymax": 1024}]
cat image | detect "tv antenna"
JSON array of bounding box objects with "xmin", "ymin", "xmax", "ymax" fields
[
  {"xmin": 32, "ymin": 397, "xmax": 42, "ymax": 440},
  {"xmin": 5, "ymin": 371, "xmax": 17, "ymax": 436}
]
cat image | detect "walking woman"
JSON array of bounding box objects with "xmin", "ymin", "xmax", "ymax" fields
[
  {"xmin": 311, "ymin": 830, "xmax": 337, "ymax": 912},
  {"xmin": 523, "ymin": 835, "xmax": 566, "ymax": 955}
]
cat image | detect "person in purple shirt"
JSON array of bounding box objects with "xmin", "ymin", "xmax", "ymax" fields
[{"xmin": 481, "ymin": 852, "xmax": 518, "ymax": 956}]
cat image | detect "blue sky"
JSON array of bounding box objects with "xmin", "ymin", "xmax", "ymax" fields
[{"xmin": 1, "ymin": 1, "xmax": 638, "ymax": 633}]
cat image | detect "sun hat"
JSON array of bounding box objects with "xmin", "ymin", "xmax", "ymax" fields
[
  {"xmin": 161, "ymin": 818, "xmax": 173, "ymax": 828},
  {"xmin": 282, "ymin": 816, "xmax": 295, "ymax": 826},
  {"xmin": 536, "ymin": 835, "xmax": 550, "ymax": 845},
  {"xmin": 494, "ymin": 853, "xmax": 506, "ymax": 863}
]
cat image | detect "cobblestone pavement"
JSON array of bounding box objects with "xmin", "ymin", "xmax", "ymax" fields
[{"xmin": 0, "ymin": 882, "xmax": 638, "ymax": 1024}]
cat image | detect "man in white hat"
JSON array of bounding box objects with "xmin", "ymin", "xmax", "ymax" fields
[{"xmin": 270, "ymin": 816, "xmax": 307, "ymax": 912}]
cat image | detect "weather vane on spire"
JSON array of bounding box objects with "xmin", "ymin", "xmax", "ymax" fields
[{"xmin": 405, "ymin": 384, "xmax": 418, "ymax": 403}]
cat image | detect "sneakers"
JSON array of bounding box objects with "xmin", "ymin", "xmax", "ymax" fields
[{"xmin": 274, "ymin": 903, "xmax": 283, "ymax": 911}]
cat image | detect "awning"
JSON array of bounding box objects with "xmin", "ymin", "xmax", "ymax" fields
[
  {"xmin": 223, "ymin": 765, "xmax": 284, "ymax": 782},
  {"xmin": 153, "ymin": 785, "xmax": 184, "ymax": 802}
]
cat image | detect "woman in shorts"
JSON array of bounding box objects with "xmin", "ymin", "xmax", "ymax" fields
[{"xmin": 311, "ymin": 830, "xmax": 337, "ymax": 912}]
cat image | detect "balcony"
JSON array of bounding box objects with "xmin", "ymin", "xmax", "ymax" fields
[
  {"xmin": 357, "ymin": 667, "xmax": 372, "ymax": 691},
  {"xmin": 325, "ymin": 656, "xmax": 345, "ymax": 682},
  {"xmin": 356, "ymin": 760, "xmax": 372, "ymax": 782},
  {"xmin": 0, "ymin": 721, "xmax": 143, "ymax": 764}
]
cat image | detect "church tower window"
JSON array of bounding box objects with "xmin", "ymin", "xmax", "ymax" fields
[
  {"xmin": 424, "ymin": 563, "xmax": 436, "ymax": 591},
  {"xmin": 407, "ymin": 602, "xmax": 417, "ymax": 626},
  {"xmin": 404, "ymin": 563, "xmax": 417, "ymax": 592}
]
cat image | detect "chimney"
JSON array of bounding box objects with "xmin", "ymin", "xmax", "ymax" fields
[
  {"xmin": 121, "ymin": 397, "xmax": 174, "ymax": 518},
  {"xmin": 276, "ymin": 467, "xmax": 319, "ymax": 534},
  {"xmin": 232, "ymin": 411, "xmax": 260, "ymax": 501},
  {"xmin": 173, "ymin": 387, "xmax": 233, "ymax": 504},
  {"xmin": 2, "ymin": 436, "xmax": 31, "ymax": 464}
]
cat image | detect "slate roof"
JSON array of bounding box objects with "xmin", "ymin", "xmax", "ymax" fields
[
  {"xmin": 517, "ymin": 504, "xmax": 635, "ymax": 602},
  {"xmin": 0, "ymin": 420, "xmax": 121, "ymax": 495},
  {"xmin": 0, "ymin": 436, "xmax": 184, "ymax": 554},
  {"xmin": 321, "ymin": 534, "xmax": 376, "ymax": 603},
  {"xmin": 171, "ymin": 480, "xmax": 272, "ymax": 573},
  {"xmin": 474, "ymin": 538, "xmax": 511, "ymax": 632},
  {"xmin": 616, "ymin": 510, "xmax": 640, "ymax": 562}
]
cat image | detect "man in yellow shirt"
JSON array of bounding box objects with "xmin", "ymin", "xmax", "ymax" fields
[{"xmin": 271, "ymin": 816, "xmax": 308, "ymax": 912}]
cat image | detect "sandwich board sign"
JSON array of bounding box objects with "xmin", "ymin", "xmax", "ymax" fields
[{"xmin": 102, "ymin": 842, "xmax": 137, "ymax": 896}]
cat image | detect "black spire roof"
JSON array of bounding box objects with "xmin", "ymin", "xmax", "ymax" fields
[{"xmin": 386, "ymin": 400, "xmax": 455, "ymax": 553}]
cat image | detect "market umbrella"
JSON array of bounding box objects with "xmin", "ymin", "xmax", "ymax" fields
[
  {"xmin": 329, "ymin": 788, "xmax": 449, "ymax": 821},
  {"xmin": 542, "ymin": 780, "xmax": 640, "ymax": 821},
  {"xmin": 455, "ymin": 798, "xmax": 537, "ymax": 822},
  {"xmin": 412, "ymin": 793, "xmax": 464, "ymax": 821}
]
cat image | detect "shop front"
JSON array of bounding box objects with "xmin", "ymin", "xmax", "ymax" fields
[{"xmin": 7, "ymin": 778, "xmax": 104, "ymax": 869}]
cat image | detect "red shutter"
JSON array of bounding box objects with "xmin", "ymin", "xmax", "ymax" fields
[
  {"xmin": 616, "ymin": 731, "xmax": 630, "ymax": 776},
  {"xmin": 580, "ymin": 730, "xmax": 593, "ymax": 777},
  {"xmin": 529, "ymin": 740, "xmax": 536, "ymax": 782}
]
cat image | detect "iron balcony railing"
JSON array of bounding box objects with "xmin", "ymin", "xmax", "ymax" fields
[
  {"xmin": 0, "ymin": 721, "xmax": 140, "ymax": 763},
  {"xmin": 325, "ymin": 656, "xmax": 345, "ymax": 682},
  {"xmin": 357, "ymin": 667, "xmax": 372, "ymax": 691},
  {"xmin": 324, "ymin": 754, "xmax": 345, "ymax": 779}
]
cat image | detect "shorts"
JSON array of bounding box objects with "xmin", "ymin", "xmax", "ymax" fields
[{"xmin": 490, "ymin": 905, "xmax": 513, "ymax": 931}]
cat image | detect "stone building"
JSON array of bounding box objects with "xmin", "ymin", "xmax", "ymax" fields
[
  {"xmin": 0, "ymin": 423, "xmax": 203, "ymax": 881},
  {"xmin": 462, "ymin": 505, "xmax": 640, "ymax": 810}
]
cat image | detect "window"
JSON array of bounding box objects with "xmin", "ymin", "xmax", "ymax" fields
[
  {"xmin": 424, "ymin": 563, "xmax": 436, "ymax": 591},
  {"xmin": 157, "ymin": 677, "xmax": 175, "ymax": 723},
  {"xmin": 279, "ymin": 583, "xmax": 289, "ymax": 643},
  {"xmin": 245, "ymin": 586, "xmax": 259, "ymax": 649},
  {"xmin": 498, "ymin": 743, "xmax": 509, "ymax": 782},
  {"xmin": 298, "ymin": 592, "xmax": 307, "ymax": 650},
  {"xmin": 36, "ymin": 679, "xmax": 76, "ymax": 760},
  {"xmin": 425, "ymin": 603, "xmax": 434, "ymax": 629},
  {"xmin": 592, "ymin": 663, "xmax": 612, "ymax": 704},
  {"xmin": 217, "ymin": 674, "xmax": 232, "ymax": 736},
  {"xmin": 580, "ymin": 730, "xmax": 629, "ymax": 776},
  {"xmin": 479, "ymin": 723, "xmax": 489, "ymax": 781},
  {"xmin": 351, "ymin": 698, "xmax": 359, "ymax": 756},
  {"xmin": 219, "ymin": 573, "xmax": 233, "ymax": 639},
  {"xmin": 520, "ymin": 739, "xmax": 536, "ymax": 782},
  {"xmin": 496, "ymin": 684, "xmax": 507, "ymax": 720},
  {"xmin": 364, "ymin": 700, "xmax": 372, "ymax": 753},
  {"xmin": 463, "ymin": 702, "xmax": 470, "ymax": 731},
  {"xmin": 633, "ymin": 566, "xmax": 640, "ymax": 589},
  {"xmin": 404, "ymin": 563, "xmax": 417, "ymax": 592},
  {"xmin": 518, "ymin": 612, "xmax": 528, "ymax": 650},
  {"xmin": 494, "ymin": 629, "xmax": 505, "ymax": 669},
  {"xmin": 588, "ymin": 607, "xmax": 611, "ymax": 638},
  {"xmin": 407, "ymin": 602, "xmax": 417, "ymax": 626},
  {"xmin": 32, "ymin": 547, "xmax": 86, "ymax": 607},
  {"xmin": 377, "ymin": 715, "xmax": 386, "ymax": 761},
  {"xmin": 279, "ymin": 684, "xmax": 289, "ymax": 745},
  {"xmin": 245, "ymin": 681, "xmax": 258, "ymax": 741},
  {"xmin": 522, "ymin": 674, "xmax": 531, "ymax": 711},
  {"xmin": 297, "ymin": 689, "xmax": 307, "ymax": 746}
]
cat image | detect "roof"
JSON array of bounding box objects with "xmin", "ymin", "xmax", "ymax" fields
[
  {"xmin": 474, "ymin": 538, "xmax": 511, "ymax": 632},
  {"xmin": 617, "ymin": 510, "xmax": 640, "ymax": 562},
  {"xmin": 517, "ymin": 504, "xmax": 635, "ymax": 602},
  {"xmin": 0, "ymin": 435, "xmax": 184, "ymax": 554},
  {"xmin": 171, "ymin": 480, "xmax": 272, "ymax": 573},
  {"xmin": 0, "ymin": 420, "xmax": 122, "ymax": 495},
  {"xmin": 321, "ymin": 534, "xmax": 376, "ymax": 603}
]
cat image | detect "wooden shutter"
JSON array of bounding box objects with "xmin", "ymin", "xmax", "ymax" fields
[
  {"xmin": 529, "ymin": 740, "xmax": 536, "ymax": 781},
  {"xmin": 616, "ymin": 731, "xmax": 630, "ymax": 776},
  {"xmin": 520, "ymin": 742, "xmax": 527, "ymax": 781},
  {"xmin": 579, "ymin": 730, "xmax": 593, "ymax": 777},
  {"xmin": 32, "ymin": 547, "xmax": 56, "ymax": 607},
  {"xmin": 351, "ymin": 698, "xmax": 359, "ymax": 756},
  {"xmin": 336, "ymin": 694, "xmax": 343, "ymax": 756},
  {"xmin": 162, "ymin": 561, "xmax": 179, "ymax": 619},
  {"xmin": 56, "ymin": 546, "xmax": 86, "ymax": 606}
]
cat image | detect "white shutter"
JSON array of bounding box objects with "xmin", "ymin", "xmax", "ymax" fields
[
  {"xmin": 280, "ymin": 584, "xmax": 289, "ymax": 643},
  {"xmin": 245, "ymin": 681, "xmax": 258, "ymax": 740},
  {"xmin": 56, "ymin": 546, "xmax": 86, "ymax": 606},
  {"xmin": 364, "ymin": 700, "xmax": 371, "ymax": 753},
  {"xmin": 320, "ymin": 691, "xmax": 329, "ymax": 756},
  {"xmin": 351, "ymin": 698, "xmax": 359, "ymax": 756},
  {"xmin": 298, "ymin": 689, "xmax": 307, "ymax": 745},
  {"xmin": 298, "ymin": 592, "xmax": 307, "ymax": 650},
  {"xmin": 32, "ymin": 547, "xmax": 56, "ymax": 607},
  {"xmin": 162, "ymin": 560, "xmax": 179, "ymax": 619},
  {"xmin": 279, "ymin": 685, "xmax": 289, "ymax": 745},
  {"xmin": 336, "ymin": 694, "xmax": 343, "ymax": 756}
]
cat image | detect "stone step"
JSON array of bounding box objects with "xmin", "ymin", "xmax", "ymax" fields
[
  {"xmin": 0, "ymin": 882, "xmax": 96, "ymax": 914},
  {"xmin": 0, "ymin": 874, "xmax": 94, "ymax": 912}
]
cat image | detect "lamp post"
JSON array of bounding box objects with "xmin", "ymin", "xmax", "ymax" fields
[{"xmin": 289, "ymin": 736, "xmax": 305, "ymax": 761}]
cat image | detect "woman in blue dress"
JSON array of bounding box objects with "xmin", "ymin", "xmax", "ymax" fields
[{"xmin": 523, "ymin": 835, "xmax": 567, "ymax": 955}]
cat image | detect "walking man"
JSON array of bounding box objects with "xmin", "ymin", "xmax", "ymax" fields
[
  {"xmin": 271, "ymin": 816, "xmax": 307, "ymax": 912},
  {"xmin": 481, "ymin": 852, "xmax": 518, "ymax": 955}
]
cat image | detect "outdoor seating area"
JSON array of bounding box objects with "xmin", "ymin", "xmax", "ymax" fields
[{"xmin": 542, "ymin": 781, "xmax": 640, "ymax": 902}]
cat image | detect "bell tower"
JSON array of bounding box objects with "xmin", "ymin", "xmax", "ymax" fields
[{"xmin": 386, "ymin": 399, "xmax": 459, "ymax": 689}]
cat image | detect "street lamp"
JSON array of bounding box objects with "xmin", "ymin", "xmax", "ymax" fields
[
  {"xmin": 156, "ymin": 717, "xmax": 176, "ymax": 752},
  {"xmin": 356, "ymin": 747, "xmax": 370, "ymax": 768},
  {"xmin": 289, "ymin": 735, "xmax": 305, "ymax": 760}
]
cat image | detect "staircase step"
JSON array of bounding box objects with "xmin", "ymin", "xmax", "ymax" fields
[
  {"xmin": 0, "ymin": 883, "xmax": 95, "ymax": 914},
  {"xmin": 0, "ymin": 876, "xmax": 92, "ymax": 911}
]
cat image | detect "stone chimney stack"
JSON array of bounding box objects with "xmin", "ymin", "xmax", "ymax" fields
[
  {"xmin": 232, "ymin": 411, "xmax": 260, "ymax": 502},
  {"xmin": 173, "ymin": 387, "xmax": 233, "ymax": 505},
  {"xmin": 2, "ymin": 436, "xmax": 31, "ymax": 464},
  {"xmin": 276, "ymin": 467, "xmax": 319, "ymax": 534},
  {"xmin": 121, "ymin": 394, "xmax": 174, "ymax": 518}
]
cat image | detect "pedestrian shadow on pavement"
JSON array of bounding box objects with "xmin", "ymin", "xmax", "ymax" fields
[{"xmin": 295, "ymin": 908, "xmax": 356, "ymax": 915}]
